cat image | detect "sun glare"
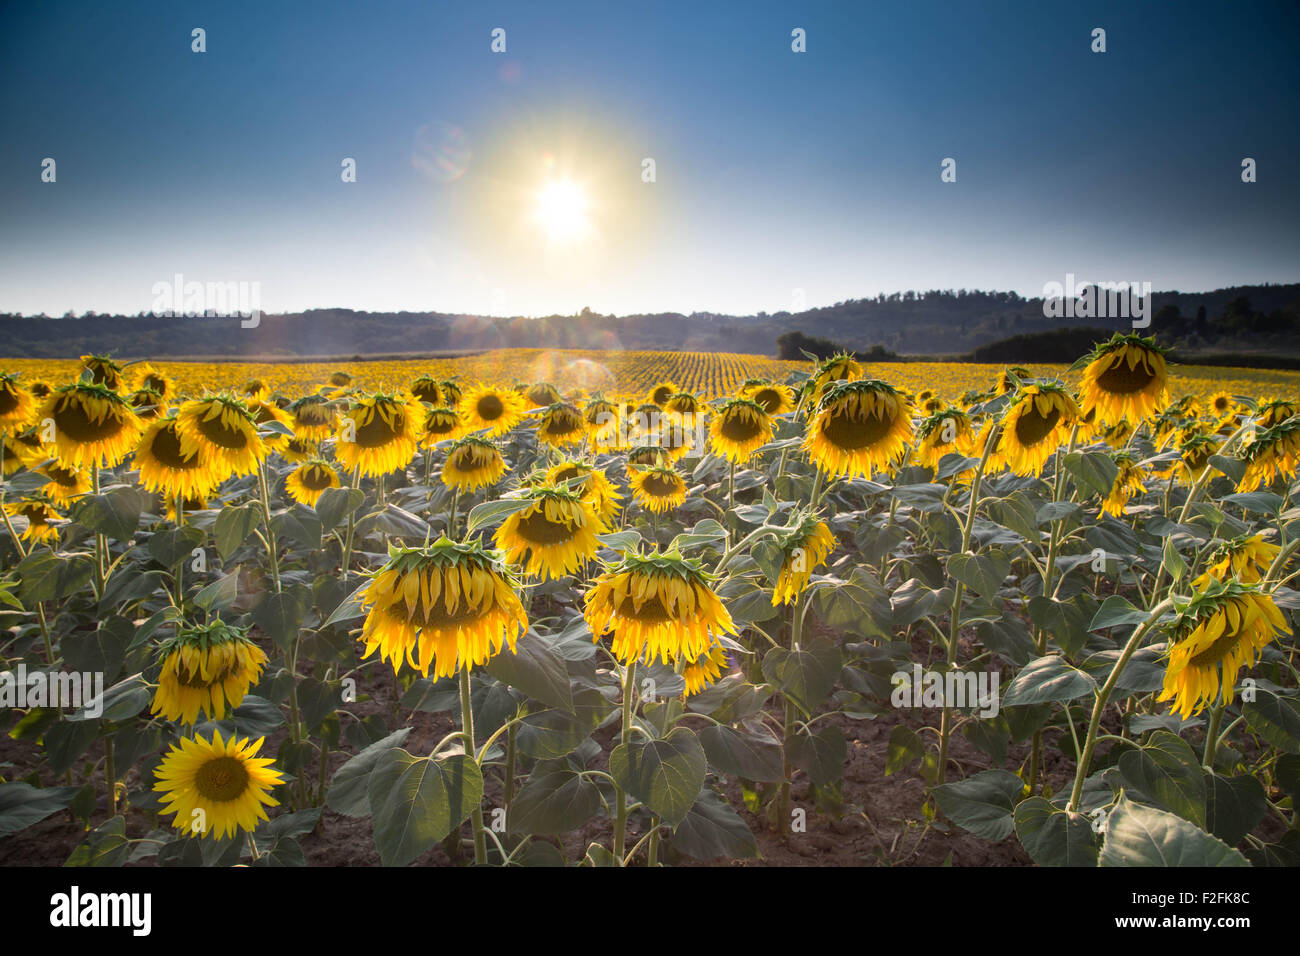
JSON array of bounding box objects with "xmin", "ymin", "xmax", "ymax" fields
[{"xmin": 535, "ymin": 179, "xmax": 590, "ymax": 244}]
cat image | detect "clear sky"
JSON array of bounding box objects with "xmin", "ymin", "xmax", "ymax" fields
[{"xmin": 2, "ymin": 0, "xmax": 1298, "ymax": 318}]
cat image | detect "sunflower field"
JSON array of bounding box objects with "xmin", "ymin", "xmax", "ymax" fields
[{"xmin": 1, "ymin": 337, "xmax": 1299, "ymax": 868}]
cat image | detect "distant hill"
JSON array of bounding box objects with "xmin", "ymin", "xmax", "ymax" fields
[{"xmin": 2, "ymin": 283, "xmax": 1297, "ymax": 361}]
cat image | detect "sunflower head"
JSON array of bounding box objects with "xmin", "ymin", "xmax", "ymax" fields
[
  {"xmin": 442, "ymin": 436, "xmax": 507, "ymax": 491},
  {"xmin": 536, "ymin": 402, "xmax": 586, "ymax": 447},
  {"xmin": 411, "ymin": 375, "xmax": 443, "ymax": 405},
  {"xmin": 629, "ymin": 465, "xmax": 687, "ymax": 513},
  {"xmin": 37, "ymin": 461, "xmax": 92, "ymax": 505},
  {"xmin": 151, "ymin": 618, "xmax": 269, "ymax": 725},
  {"xmin": 154, "ymin": 729, "xmax": 284, "ymax": 839},
  {"xmin": 5, "ymin": 497, "xmax": 61, "ymax": 543},
  {"xmin": 915, "ymin": 407, "xmax": 975, "ymax": 471},
  {"xmin": 584, "ymin": 398, "xmax": 623, "ymax": 448},
  {"xmin": 358, "ymin": 539, "xmax": 528, "ymax": 679},
  {"xmin": 175, "ymin": 395, "xmax": 266, "ymax": 477},
  {"xmin": 41, "ymin": 382, "xmax": 144, "ymax": 469},
  {"xmin": 526, "ymin": 382, "xmax": 562, "ymax": 409},
  {"xmin": 459, "ymin": 384, "xmax": 528, "ymax": 437},
  {"xmin": 439, "ymin": 380, "xmax": 463, "ymax": 407},
  {"xmin": 1076, "ymin": 334, "xmax": 1169, "ymax": 427},
  {"xmin": 810, "ymin": 353, "xmax": 862, "ymax": 401},
  {"xmin": 682, "ymin": 644, "xmax": 732, "ymax": 696},
  {"xmin": 336, "ymin": 393, "xmax": 422, "ymax": 477},
  {"xmin": 1196, "ymin": 533, "xmax": 1281, "ymax": 587},
  {"xmin": 286, "ymin": 459, "xmax": 342, "ymax": 508},
  {"xmin": 803, "ymin": 379, "xmax": 913, "ymax": 478},
  {"xmin": 647, "ymin": 381, "xmax": 679, "ymax": 408},
  {"xmin": 1208, "ymin": 390, "xmax": 1238, "ymax": 419},
  {"xmin": 627, "ymin": 444, "xmax": 671, "ymax": 469},
  {"xmin": 665, "ymin": 392, "xmax": 703, "ymax": 416},
  {"xmin": 709, "ymin": 398, "xmax": 773, "ymax": 463},
  {"xmin": 1101, "ymin": 451, "xmax": 1147, "ymax": 517},
  {"xmin": 545, "ymin": 460, "xmax": 623, "ymax": 524},
  {"xmin": 421, "ymin": 406, "xmax": 465, "ymax": 446},
  {"xmin": 130, "ymin": 364, "xmax": 173, "ymax": 403},
  {"xmin": 772, "ymin": 514, "xmax": 836, "ymax": 606},
  {"xmin": 78, "ymin": 354, "xmax": 125, "ymax": 391},
  {"xmin": 1255, "ymin": 397, "xmax": 1298, "ymax": 430},
  {"xmin": 994, "ymin": 382, "xmax": 1080, "ymax": 476},
  {"xmin": 495, "ymin": 485, "xmax": 605, "ymax": 579},
  {"xmin": 240, "ymin": 378, "xmax": 267, "ymax": 400},
  {"xmin": 1157, "ymin": 582, "xmax": 1290, "ymax": 719},
  {"xmin": 585, "ymin": 549, "xmax": 736, "ymax": 666},
  {"xmin": 288, "ymin": 394, "xmax": 338, "ymax": 441},
  {"xmin": 0, "ymin": 373, "xmax": 38, "ymax": 433},
  {"xmin": 1238, "ymin": 419, "xmax": 1300, "ymax": 492},
  {"xmin": 743, "ymin": 381, "xmax": 796, "ymax": 416}
]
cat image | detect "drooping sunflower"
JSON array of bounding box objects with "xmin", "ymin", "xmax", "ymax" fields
[
  {"xmin": 136, "ymin": 417, "xmax": 223, "ymax": 507},
  {"xmin": 1168, "ymin": 431, "xmax": 1222, "ymax": 485},
  {"xmin": 629, "ymin": 465, "xmax": 687, "ymax": 513},
  {"xmin": 357, "ymin": 540, "xmax": 528, "ymax": 679},
  {"xmin": 584, "ymin": 397, "xmax": 623, "ymax": 449},
  {"xmin": 495, "ymin": 486, "xmax": 605, "ymax": 579},
  {"xmin": 646, "ymin": 380, "xmax": 679, "ymax": 408},
  {"xmin": 803, "ymin": 379, "xmax": 912, "ymax": 478},
  {"xmin": 1255, "ymin": 397, "xmax": 1298, "ymax": 430},
  {"xmin": 0, "ymin": 373, "xmax": 38, "ymax": 433},
  {"xmin": 994, "ymin": 383, "xmax": 1080, "ymax": 476},
  {"xmin": 5, "ymin": 498, "xmax": 61, "ymax": 544},
  {"xmin": 772, "ymin": 515, "xmax": 836, "ymax": 606},
  {"xmin": 709, "ymin": 398, "xmax": 773, "ymax": 463},
  {"xmin": 627, "ymin": 444, "xmax": 671, "ymax": 469},
  {"xmin": 1195, "ymin": 534, "xmax": 1281, "ymax": 587},
  {"xmin": 246, "ymin": 397, "xmax": 294, "ymax": 449},
  {"xmin": 288, "ymin": 394, "xmax": 337, "ymax": 441},
  {"xmin": 439, "ymin": 380, "xmax": 463, "ymax": 407},
  {"xmin": 154, "ymin": 730, "xmax": 284, "ymax": 840},
  {"xmin": 1238, "ymin": 420, "xmax": 1300, "ymax": 492},
  {"xmin": 335, "ymin": 393, "xmax": 422, "ymax": 478},
  {"xmin": 993, "ymin": 366, "xmax": 1032, "ymax": 397},
  {"xmin": 743, "ymin": 380, "xmax": 796, "ymax": 416},
  {"xmin": 241, "ymin": 378, "xmax": 267, "ymax": 400},
  {"xmin": 536, "ymin": 402, "xmax": 587, "ymax": 447},
  {"xmin": 36, "ymin": 462, "xmax": 92, "ymax": 505},
  {"xmin": 286, "ymin": 459, "xmax": 342, "ymax": 508},
  {"xmin": 459, "ymin": 384, "xmax": 528, "ymax": 437},
  {"xmin": 665, "ymin": 392, "xmax": 703, "ymax": 417},
  {"xmin": 328, "ymin": 370, "xmax": 353, "ymax": 388},
  {"xmin": 441, "ymin": 436, "xmax": 507, "ymax": 491},
  {"xmin": 280, "ymin": 435, "xmax": 318, "ymax": 463},
  {"xmin": 682, "ymin": 644, "xmax": 731, "ymax": 696},
  {"xmin": 1157, "ymin": 583, "xmax": 1290, "ymax": 719},
  {"xmin": 1101, "ymin": 451, "xmax": 1147, "ymax": 517},
  {"xmin": 26, "ymin": 380, "xmax": 53, "ymax": 401},
  {"xmin": 546, "ymin": 460, "xmax": 623, "ymax": 525},
  {"xmin": 420, "ymin": 407, "xmax": 465, "ymax": 446},
  {"xmin": 175, "ymin": 396, "xmax": 265, "ymax": 478},
  {"xmin": 810, "ymin": 353, "xmax": 862, "ymax": 401},
  {"xmin": 151, "ymin": 619, "xmax": 268, "ymax": 725},
  {"xmin": 526, "ymin": 382, "xmax": 563, "ymax": 409},
  {"xmin": 914, "ymin": 407, "xmax": 976, "ymax": 470},
  {"xmin": 410, "ymin": 375, "xmax": 442, "ymax": 405},
  {"xmin": 40, "ymin": 383, "xmax": 144, "ymax": 468},
  {"xmin": 1, "ymin": 429, "xmax": 45, "ymax": 473},
  {"xmin": 1100, "ymin": 419, "xmax": 1135, "ymax": 449},
  {"xmin": 127, "ymin": 387, "xmax": 165, "ymax": 420},
  {"xmin": 1077, "ymin": 334, "xmax": 1169, "ymax": 426},
  {"xmin": 78, "ymin": 354, "xmax": 125, "ymax": 391},
  {"xmin": 585, "ymin": 550, "xmax": 737, "ymax": 667},
  {"xmin": 130, "ymin": 363, "xmax": 173, "ymax": 404}
]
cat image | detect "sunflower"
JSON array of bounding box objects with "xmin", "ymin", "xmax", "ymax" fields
[
  {"xmin": 1169, "ymin": 431, "xmax": 1222, "ymax": 485},
  {"xmin": 285, "ymin": 459, "xmax": 342, "ymax": 508},
  {"xmin": 536, "ymin": 402, "xmax": 587, "ymax": 447},
  {"xmin": 411, "ymin": 375, "xmax": 443, "ymax": 405},
  {"xmin": 1077, "ymin": 334, "xmax": 1169, "ymax": 426},
  {"xmin": 240, "ymin": 378, "xmax": 267, "ymax": 400},
  {"xmin": 246, "ymin": 397, "xmax": 294, "ymax": 449},
  {"xmin": 459, "ymin": 384, "xmax": 528, "ymax": 437},
  {"xmin": 442, "ymin": 436, "xmax": 507, "ymax": 491},
  {"xmin": 495, "ymin": 486, "xmax": 605, "ymax": 579},
  {"xmin": 682, "ymin": 644, "xmax": 731, "ymax": 696},
  {"xmin": 665, "ymin": 392, "xmax": 703, "ymax": 417},
  {"xmin": 1238, "ymin": 419, "xmax": 1300, "ymax": 492},
  {"xmin": 585, "ymin": 550, "xmax": 736, "ymax": 667},
  {"xmin": 1101, "ymin": 419, "xmax": 1136, "ymax": 449},
  {"xmin": 439, "ymin": 380, "xmax": 463, "ymax": 407},
  {"xmin": 136, "ymin": 416, "xmax": 226, "ymax": 501},
  {"xmin": 127, "ymin": 387, "xmax": 166, "ymax": 420},
  {"xmin": 743, "ymin": 381, "xmax": 796, "ymax": 416},
  {"xmin": 78, "ymin": 354, "xmax": 124, "ymax": 391},
  {"xmin": 335, "ymin": 393, "xmax": 422, "ymax": 478},
  {"xmin": 993, "ymin": 367, "xmax": 1032, "ymax": 397},
  {"xmin": 40, "ymin": 383, "xmax": 144, "ymax": 468},
  {"xmin": 803, "ymin": 379, "xmax": 912, "ymax": 478},
  {"xmin": 810, "ymin": 353, "xmax": 862, "ymax": 401},
  {"xmin": 0, "ymin": 373, "xmax": 37, "ymax": 433},
  {"xmin": 151, "ymin": 619, "xmax": 268, "ymax": 725},
  {"xmin": 627, "ymin": 444, "xmax": 671, "ymax": 469},
  {"xmin": 1196, "ymin": 534, "xmax": 1281, "ymax": 587},
  {"xmin": 154, "ymin": 730, "xmax": 284, "ymax": 840},
  {"xmin": 36, "ymin": 462, "xmax": 92, "ymax": 505},
  {"xmin": 27, "ymin": 380, "xmax": 53, "ymax": 401},
  {"xmin": 357, "ymin": 540, "xmax": 528, "ymax": 679},
  {"xmin": 584, "ymin": 398, "xmax": 624, "ymax": 450},
  {"xmin": 421, "ymin": 407, "xmax": 465, "ymax": 446},
  {"xmin": 526, "ymin": 382, "xmax": 562, "ymax": 409},
  {"xmin": 707, "ymin": 398, "xmax": 772, "ymax": 463},
  {"xmin": 772, "ymin": 516, "xmax": 836, "ymax": 606},
  {"xmin": 546, "ymin": 460, "xmax": 623, "ymax": 524},
  {"xmin": 1255, "ymin": 397, "xmax": 1298, "ymax": 430},
  {"xmin": 175, "ymin": 395, "xmax": 266, "ymax": 478},
  {"xmin": 1207, "ymin": 391, "xmax": 1238, "ymax": 419},
  {"xmin": 328, "ymin": 370, "xmax": 353, "ymax": 388},
  {"xmin": 1101, "ymin": 452, "xmax": 1147, "ymax": 517},
  {"xmin": 647, "ymin": 381, "xmax": 679, "ymax": 408},
  {"xmin": 2, "ymin": 428, "xmax": 46, "ymax": 473},
  {"xmin": 1157, "ymin": 583, "xmax": 1290, "ymax": 719},
  {"xmin": 5, "ymin": 499, "xmax": 60, "ymax": 544},
  {"xmin": 130, "ymin": 363, "xmax": 173, "ymax": 404},
  {"xmin": 914, "ymin": 408, "xmax": 975, "ymax": 470},
  {"xmin": 994, "ymin": 383, "xmax": 1080, "ymax": 476},
  {"xmin": 280, "ymin": 435, "xmax": 317, "ymax": 463},
  {"xmin": 286, "ymin": 395, "xmax": 336, "ymax": 442},
  {"xmin": 165, "ymin": 494, "xmax": 211, "ymax": 523},
  {"xmin": 630, "ymin": 465, "xmax": 687, "ymax": 513}
]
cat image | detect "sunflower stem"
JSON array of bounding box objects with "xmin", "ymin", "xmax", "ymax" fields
[
  {"xmin": 341, "ymin": 465, "xmax": 361, "ymax": 576},
  {"xmin": 1202, "ymin": 702, "xmax": 1225, "ymax": 769},
  {"xmin": 256, "ymin": 462, "xmax": 282, "ymax": 594},
  {"xmin": 91, "ymin": 462, "xmax": 106, "ymax": 596},
  {"xmin": 458, "ymin": 666, "xmax": 488, "ymax": 864},
  {"xmin": 613, "ymin": 658, "xmax": 637, "ymax": 862}
]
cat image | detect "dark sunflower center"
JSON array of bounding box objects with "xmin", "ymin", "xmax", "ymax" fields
[
  {"xmin": 516, "ymin": 509, "xmax": 577, "ymax": 544},
  {"xmin": 45, "ymin": 465, "xmax": 78, "ymax": 486},
  {"xmin": 1187, "ymin": 618, "xmax": 1244, "ymax": 669},
  {"xmin": 822, "ymin": 408, "xmax": 895, "ymax": 450},
  {"xmin": 1014, "ymin": 406, "xmax": 1061, "ymax": 448},
  {"xmin": 300, "ymin": 466, "xmax": 334, "ymax": 491},
  {"xmin": 629, "ymin": 449, "xmax": 664, "ymax": 466},
  {"xmin": 752, "ymin": 389, "xmax": 781, "ymax": 413},
  {"xmin": 618, "ymin": 593, "xmax": 675, "ymax": 623},
  {"xmin": 544, "ymin": 412, "xmax": 583, "ymax": 436},
  {"xmin": 1095, "ymin": 359, "xmax": 1156, "ymax": 395},
  {"xmin": 426, "ymin": 417, "xmax": 457, "ymax": 435},
  {"xmin": 528, "ymin": 388, "xmax": 557, "ymax": 406},
  {"xmin": 720, "ymin": 415, "xmax": 763, "ymax": 442},
  {"xmin": 178, "ymin": 660, "xmax": 235, "ymax": 688},
  {"xmin": 553, "ymin": 465, "xmax": 581, "ymax": 483},
  {"xmin": 653, "ymin": 387, "xmax": 673, "ymax": 405},
  {"xmin": 1214, "ymin": 398, "xmax": 1229, "ymax": 412},
  {"xmin": 194, "ymin": 756, "xmax": 250, "ymax": 802},
  {"xmin": 197, "ymin": 412, "xmax": 250, "ymax": 450},
  {"xmin": 54, "ymin": 398, "xmax": 128, "ymax": 443},
  {"xmin": 151, "ymin": 425, "xmax": 201, "ymax": 470},
  {"xmin": 476, "ymin": 394, "xmax": 505, "ymax": 420},
  {"xmin": 354, "ymin": 409, "xmax": 402, "ymax": 448},
  {"xmin": 386, "ymin": 596, "xmax": 485, "ymax": 628},
  {"xmin": 413, "ymin": 383, "xmax": 441, "ymax": 403},
  {"xmin": 643, "ymin": 473, "xmax": 681, "ymax": 497},
  {"xmin": 0, "ymin": 389, "xmax": 18, "ymax": 415},
  {"xmin": 143, "ymin": 375, "xmax": 166, "ymax": 393}
]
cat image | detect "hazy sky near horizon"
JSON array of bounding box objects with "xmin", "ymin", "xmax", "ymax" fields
[{"xmin": 2, "ymin": 1, "xmax": 1298, "ymax": 319}]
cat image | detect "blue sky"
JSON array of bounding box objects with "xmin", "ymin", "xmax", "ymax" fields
[{"xmin": 2, "ymin": 0, "xmax": 1297, "ymax": 318}]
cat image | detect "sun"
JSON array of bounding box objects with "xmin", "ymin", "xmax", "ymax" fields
[{"xmin": 535, "ymin": 179, "xmax": 590, "ymax": 243}]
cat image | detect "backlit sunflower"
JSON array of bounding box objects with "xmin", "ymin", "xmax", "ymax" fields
[
  {"xmin": 1207, "ymin": 391, "xmax": 1238, "ymax": 419},
  {"xmin": 772, "ymin": 515, "xmax": 836, "ymax": 606},
  {"xmin": 629, "ymin": 465, "xmax": 687, "ymax": 513},
  {"xmin": 1195, "ymin": 534, "xmax": 1281, "ymax": 587},
  {"xmin": 411, "ymin": 375, "xmax": 443, "ymax": 406},
  {"xmin": 280, "ymin": 436, "xmax": 317, "ymax": 463},
  {"xmin": 526, "ymin": 382, "xmax": 563, "ymax": 409},
  {"xmin": 665, "ymin": 392, "xmax": 703, "ymax": 417},
  {"xmin": 1157, "ymin": 583, "xmax": 1290, "ymax": 719},
  {"xmin": 546, "ymin": 460, "xmax": 623, "ymax": 524},
  {"xmin": 811, "ymin": 353, "xmax": 862, "ymax": 401},
  {"xmin": 36, "ymin": 462, "xmax": 92, "ymax": 505},
  {"xmin": 241, "ymin": 379, "xmax": 267, "ymax": 400},
  {"xmin": 627, "ymin": 444, "xmax": 671, "ymax": 468},
  {"xmin": 710, "ymin": 399, "xmax": 773, "ymax": 463},
  {"xmin": 246, "ymin": 397, "xmax": 294, "ymax": 449},
  {"xmin": 536, "ymin": 402, "xmax": 586, "ymax": 447},
  {"xmin": 130, "ymin": 364, "xmax": 174, "ymax": 404},
  {"xmin": 1255, "ymin": 397, "xmax": 1298, "ymax": 430},
  {"xmin": 914, "ymin": 408, "xmax": 975, "ymax": 470},
  {"xmin": 1169, "ymin": 432, "xmax": 1222, "ymax": 485},
  {"xmin": 421, "ymin": 407, "xmax": 465, "ymax": 446},
  {"xmin": 136, "ymin": 416, "xmax": 226, "ymax": 502},
  {"xmin": 1238, "ymin": 420, "xmax": 1300, "ymax": 492},
  {"xmin": 154, "ymin": 730, "xmax": 284, "ymax": 840},
  {"xmin": 40, "ymin": 383, "xmax": 144, "ymax": 468},
  {"xmin": 647, "ymin": 381, "xmax": 679, "ymax": 408},
  {"xmin": 442, "ymin": 436, "xmax": 507, "ymax": 491},
  {"xmin": 151, "ymin": 619, "xmax": 268, "ymax": 725},
  {"xmin": 993, "ymin": 367, "xmax": 1032, "ymax": 397},
  {"xmin": 0, "ymin": 373, "xmax": 37, "ymax": 433},
  {"xmin": 175, "ymin": 396, "xmax": 266, "ymax": 478},
  {"xmin": 27, "ymin": 380, "xmax": 53, "ymax": 401},
  {"xmin": 584, "ymin": 397, "xmax": 623, "ymax": 449},
  {"xmin": 286, "ymin": 459, "xmax": 342, "ymax": 508},
  {"xmin": 995, "ymin": 383, "xmax": 1080, "ymax": 476},
  {"xmin": 1077, "ymin": 334, "xmax": 1169, "ymax": 426},
  {"xmin": 1101, "ymin": 452, "xmax": 1147, "ymax": 517},
  {"xmin": 803, "ymin": 379, "xmax": 912, "ymax": 478},
  {"xmin": 127, "ymin": 387, "xmax": 165, "ymax": 420},
  {"xmin": 5, "ymin": 499, "xmax": 60, "ymax": 544},
  {"xmin": 439, "ymin": 380, "xmax": 463, "ymax": 407},
  {"xmin": 288, "ymin": 394, "xmax": 337, "ymax": 441},
  {"xmin": 335, "ymin": 393, "xmax": 422, "ymax": 477},
  {"xmin": 743, "ymin": 381, "xmax": 797, "ymax": 416},
  {"xmin": 682, "ymin": 644, "xmax": 731, "ymax": 696},
  {"xmin": 78, "ymin": 354, "xmax": 124, "ymax": 391},
  {"xmin": 585, "ymin": 550, "xmax": 736, "ymax": 666},
  {"xmin": 1100, "ymin": 419, "xmax": 1135, "ymax": 449},
  {"xmin": 495, "ymin": 486, "xmax": 605, "ymax": 579},
  {"xmin": 459, "ymin": 384, "xmax": 528, "ymax": 437},
  {"xmin": 1, "ymin": 430, "xmax": 45, "ymax": 473},
  {"xmin": 357, "ymin": 540, "xmax": 528, "ymax": 679}
]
